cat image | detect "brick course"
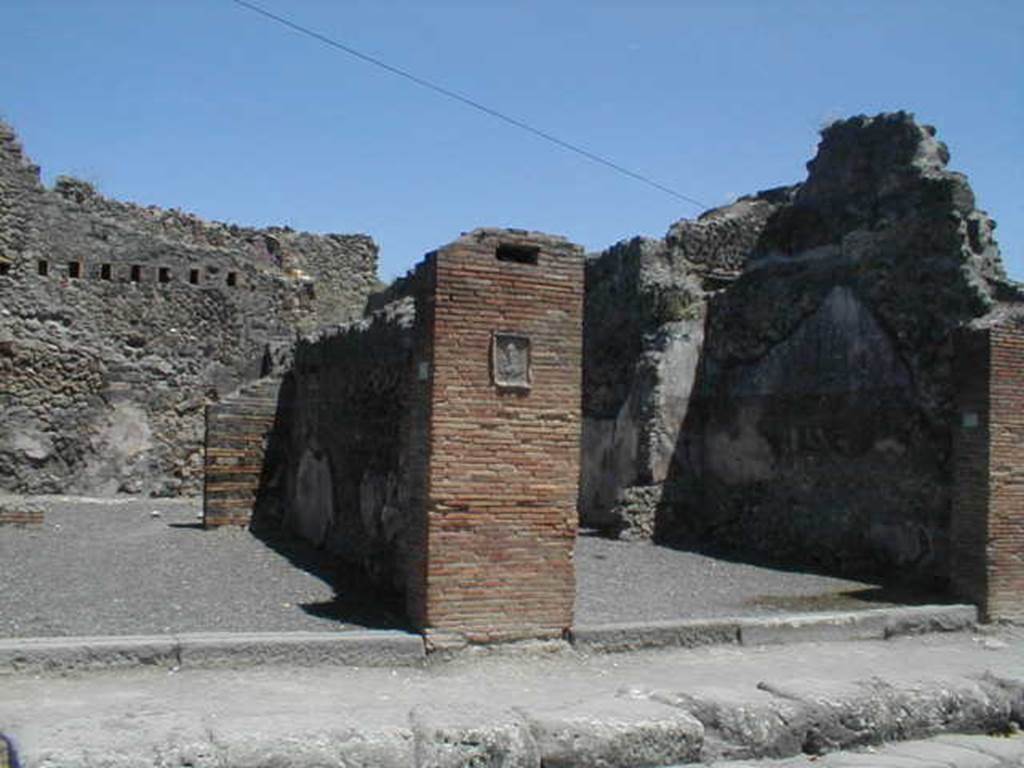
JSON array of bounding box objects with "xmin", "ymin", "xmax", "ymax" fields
[
  {"xmin": 952, "ymin": 324, "xmax": 1024, "ymax": 621},
  {"xmin": 203, "ymin": 378, "xmax": 281, "ymax": 527},
  {"xmin": 414, "ymin": 230, "xmax": 584, "ymax": 640}
]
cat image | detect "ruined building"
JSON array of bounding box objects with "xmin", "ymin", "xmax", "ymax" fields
[
  {"xmin": 0, "ymin": 122, "xmax": 377, "ymax": 496},
  {"xmin": 1, "ymin": 112, "xmax": 1021, "ymax": 638},
  {"xmin": 241, "ymin": 230, "xmax": 584, "ymax": 641},
  {"xmin": 582, "ymin": 113, "xmax": 1023, "ymax": 621}
]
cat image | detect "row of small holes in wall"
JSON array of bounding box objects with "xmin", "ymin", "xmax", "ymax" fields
[{"xmin": 34, "ymin": 260, "xmax": 239, "ymax": 287}]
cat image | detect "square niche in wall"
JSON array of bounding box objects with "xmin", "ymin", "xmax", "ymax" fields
[{"xmin": 492, "ymin": 332, "xmax": 531, "ymax": 389}]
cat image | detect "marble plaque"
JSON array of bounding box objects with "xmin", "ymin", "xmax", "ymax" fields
[{"xmin": 492, "ymin": 333, "xmax": 531, "ymax": 388}]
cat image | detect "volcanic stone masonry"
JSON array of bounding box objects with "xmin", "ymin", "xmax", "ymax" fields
[
  {"xmin": 582, "ymin": 112, "xmax": 1024, "ymax": 603},
  {"xmin": 246, "ymin": 229, "xmax": 583, "ymax": 640},
  {"xmin": 0, "ymin": 121, "xmax": 378, "ymax": 497},
  {"xmin": 3, "ymin": 110, "xmax": 1023, "ymax": 634}
]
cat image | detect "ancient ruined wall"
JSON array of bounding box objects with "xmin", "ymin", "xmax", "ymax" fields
[
  {"xmin": 0, "ymin": 122, "xmax": 377, "ymax": 496},
  {"xmin": 585, "ymin": 112, "xmax": 1022, "ymax": 588},
  {"xmin": 260, "ymin": 229, "xmax": 583, "ymax": 639},
  {"xmin": 952, "ymin": 321, "xmax": 1024, "ymax": 620},
  {"xmin": 667, "ymin": 114, "xmax": 1017, "ymax": 585},
  {"xmin": 257, "ymin": 292, "xmax": 424, "ymax": 595},
  {"xmin": 419, "ymin": 229, "xmax": 583, "ymax": 640},
  {"xmin": 581, "ymin": 191, "xmax": 788, "ymax": 534}
]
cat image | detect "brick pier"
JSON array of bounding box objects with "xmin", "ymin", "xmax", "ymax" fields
[{"xmin": 952, "ymin": 323, "xmax": 1024, "ymax": 621}]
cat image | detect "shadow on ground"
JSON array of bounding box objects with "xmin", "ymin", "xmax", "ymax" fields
[
  {"xmin": 662, "ymin": 538, "xmax": 956, "ymax": 611},
  {"xmin": 248, "ymin": 525, "xmax": 409, "ymax": 631}
]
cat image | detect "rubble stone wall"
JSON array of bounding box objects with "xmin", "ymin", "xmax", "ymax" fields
[
  {"xmin": 584, "ymin": 112, "xmax": 1023, "ymax": 588},
  {"xmin": 0, "ymin": 122, "xmax": 377, "ymax": 496},
  {"xmin": 581, "ymin": 192, "xmax": 788, "ymax": 535},
  {"xmin": 255, "ymin": 289, "xmax": 426, "ymax": 597}
]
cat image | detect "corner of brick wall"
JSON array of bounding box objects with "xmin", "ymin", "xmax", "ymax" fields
[
  {"xmin": 419, "ymin": 232, "xmax": 583, "ymax": 641},
  {"xmin": 986, "ymin": 325, "xmax": 1024, "ymax": 621},
  {"xmin": 951, "ymin": 324, "xmax": 1024, "ymax": 621}
]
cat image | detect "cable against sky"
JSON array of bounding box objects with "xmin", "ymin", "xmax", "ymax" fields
[{"xmin": 229, "ymin": 0, "xmax": 706, "ymax": 209}]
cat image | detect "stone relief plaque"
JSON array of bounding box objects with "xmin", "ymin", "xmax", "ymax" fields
[{"xmin": 492, "ymin": 333, "xmax": 531, "ymax": 389}]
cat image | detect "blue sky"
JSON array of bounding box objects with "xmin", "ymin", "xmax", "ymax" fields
[{"xmin": 2, "ymin": 1, "xmax": 1021, "ymax": 281}]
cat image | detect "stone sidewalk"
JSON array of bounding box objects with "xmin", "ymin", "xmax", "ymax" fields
[
  {"xmin": 714, "ymin": 734, "xmax": 1024, "ymax": 766},
  {"xmin": 1, "ymin": 628, "xmax": 1021, "ymax": 767}
]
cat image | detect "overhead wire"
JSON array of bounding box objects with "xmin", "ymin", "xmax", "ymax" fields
[{"xmin": 229, "ymin": 0, "xmax": 706, "ymax": 209}]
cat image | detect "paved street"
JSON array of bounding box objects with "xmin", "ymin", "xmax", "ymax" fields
[
  {"xmin": 711, "ymin": 733, "xmax": 1024, "ymax": 766},
  {"xmin": 2, "ymin": 496, "xmax": 1018, "ymax": 766},
  {"xmin": 1, "ymin": 628, "xmax": 1021, "ymax": 766}
]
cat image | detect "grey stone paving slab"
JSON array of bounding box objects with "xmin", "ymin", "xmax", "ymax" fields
[
  {"xmin": 410, "ymin": 703, "xmax": 538, "ymax": 768},
  {"xmin": 738, "ymin": 605, "xmax": 977, "ymax": 646},
  {"xmin": 884, "ymin": 738, "xmax": 1003, "ymax": 767},
  {"xmin": 572, "ymin": 606, "xmax": 976, "ymax": 656},
  {"xmin": 526, "ymin": 695, "xmax": 704, "ymax": 768},
  {"xmin": 816, "ymin": 754, "xmax": 949, "ymax": 768},
  {"xmin": 707, "ymin": 733, "xmax": 1024, "ymax": 767},
  {"xmin": 3, "ymin": 630, "xmax": 1019, "ymax": 767},
  {"xmin": 571, "ymin": 617, "xmax": 741, "ymax": 652},
  {"xmin": 0, "ymin": 633, "xmax": 179, "ymax": 674},
  {"xmin": 0, "ymin": 630, "xmax": 426, "ymax": 675},
  {"xmin": 175, "ymin": 629, "xmax": 425, "ymax": 668},
  {"xmin": 936, "ymin": 733, "xmax": 1024, "ymax": 761}
]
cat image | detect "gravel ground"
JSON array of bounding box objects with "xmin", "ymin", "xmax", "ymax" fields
[
  {"xmin": 573, "ymin": 532, "xmax": 911, "ymax": 625},
  {"xmin": 0, "ymin": 496, "xmax": 402, "ymax": 638},
  {"xmin": 1, "ymin": 496, "xmax": 927, "ymax": 638}
]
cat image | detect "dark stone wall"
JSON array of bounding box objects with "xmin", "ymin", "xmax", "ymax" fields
[
  {"xmin": 585, "ymin": 112, "xmax": 1023, "ymax": 586},
  {"xmin": 0, "ymin": 122, "xmax": 378, "ymax": 496},
  {"xmin": 581, "ymin": 192, "xmax": 788, "ymax": 534},
  {"xmin": 256, "ymin": 281, "xmax": 427, "ymax": 596}
]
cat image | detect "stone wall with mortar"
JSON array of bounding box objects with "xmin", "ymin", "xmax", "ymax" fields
[
  {"xmin": 581, "ymin": 190, "xmax": 788, "ymax": 535},
  {"xmin": 253, "ymin": 287, "xmax": 426, "ymax": 598},
  {"xmin": 585, "ymin": 112, "xmax": 1023, "ymax": 588},
  {"xmin": 0, "ymin": 122, "xmax": 377, "ymax": 496}
]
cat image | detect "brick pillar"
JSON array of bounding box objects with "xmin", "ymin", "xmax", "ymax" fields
[
  {"xmin": 412, "ymin": 229, "xmax": 583, "ymax": 641},
  {"xmin": 951, "ymin": 324, "xmax": 1024, "ymax": 621}
]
